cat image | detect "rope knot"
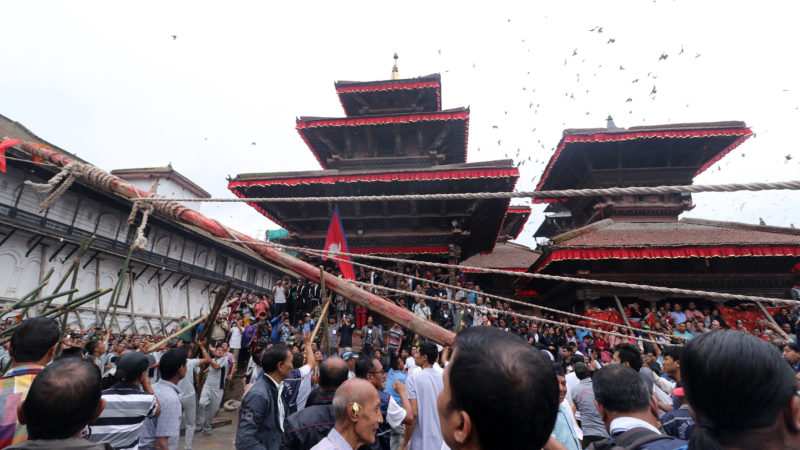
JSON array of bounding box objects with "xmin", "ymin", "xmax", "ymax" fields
[
  {"xmin": 24, "ymin": 162, "xmax": 89, "ymax": 212},
  {"xmin": 128, "ymin": 182, "xmax": 161, "ymax": 252}
]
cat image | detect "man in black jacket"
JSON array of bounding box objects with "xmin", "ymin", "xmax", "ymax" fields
[
  {"xmin": 236, "ymin": 344, "xmax": 293, "ymax": 450},
  {"xmin": 280, "ymin": 356, "xmax": 349, "ymax": 450}
]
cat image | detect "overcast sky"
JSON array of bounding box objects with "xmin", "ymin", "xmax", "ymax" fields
[{"xmin": 2, "ymin": 1, "xmax": 799, "ymax": 249}]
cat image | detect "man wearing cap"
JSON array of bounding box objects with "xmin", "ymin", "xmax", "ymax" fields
[
  {"xmin": 659, "ymin": 388, "xmax": 695, "ymax": 440},
  {"xmin": 88, "ymin": 352, "xmax": 161, "ymax": 450},
  {"xmin": 569, "ymin": 361, "xmax": 609, "ymax": 448},
  {"xmin": 341, "ymin": 351, "xmax": 359, "ymax": 380}
]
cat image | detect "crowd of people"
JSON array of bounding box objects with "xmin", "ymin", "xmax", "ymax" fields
[{"xmin": 0, "ymin": 268, "xmax": 799, "ymax": 450}]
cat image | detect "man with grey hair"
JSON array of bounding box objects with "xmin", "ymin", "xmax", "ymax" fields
[{"xmin": 312, "ymin": 379, "xmax": 383, "ymax": 450}]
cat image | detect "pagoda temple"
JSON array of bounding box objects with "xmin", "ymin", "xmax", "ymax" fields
[
  {"xmin": 520, "ymin": 120, "xmax": 800, "ymax": 308},
  {"xmin": 229, "ymin": 58, "xmax": 531, "ymax": 283}
]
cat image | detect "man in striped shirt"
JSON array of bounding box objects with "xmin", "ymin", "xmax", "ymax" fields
[
  {"xmin": 88, "ymin": 351, "xmax": 161, "ymax": 450},
  {"xmin": 0, "ymin": 317, "xmax": 60, "ymax": 448}
]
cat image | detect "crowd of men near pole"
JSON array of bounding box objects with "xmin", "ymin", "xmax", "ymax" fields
[{"xmin": 1, "ymin": 271, "xmax": 800, "ymax": 449}]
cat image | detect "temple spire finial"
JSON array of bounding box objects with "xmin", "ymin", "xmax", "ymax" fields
[{"xmin": 391, "ymin": 53, "xmax": 399, "ymax": 80}]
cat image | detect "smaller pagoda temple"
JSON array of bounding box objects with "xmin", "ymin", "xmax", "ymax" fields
[{"xmin": 520, "ymin": 120, "xmax": 800, "ymax": 308}]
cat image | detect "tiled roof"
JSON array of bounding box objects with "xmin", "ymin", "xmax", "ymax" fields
[
  {"xmin": 460, "ymin": 242, "xmax": 541, "ymax": 270},
  {"xmin": 551, "ymin": 218, "xmax": 800, "ymax": 249}
]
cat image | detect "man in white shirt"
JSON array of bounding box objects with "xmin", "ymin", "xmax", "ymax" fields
[
  {"xmin": 403, "ymin": 342, "xmax": 444, "ymax": 450},
  {"xmin": 177, "ymin": 343, "xmax": 211, "ymax": 450},
  {"xmin": 587, "ymin": 365, "xmax": 687, "ymax": 449}
]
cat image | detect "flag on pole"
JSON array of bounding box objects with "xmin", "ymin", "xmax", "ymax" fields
[
  {"xmin": 0, "ymin": 138, "xmax": 22, "ymax": 173},
  {"xmin": 322, "ymin": 205, "xmax": 356, "ymax": 280}
]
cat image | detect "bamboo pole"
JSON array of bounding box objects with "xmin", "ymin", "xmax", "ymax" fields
[
  {"xmin": 100, "ymin": 236, "xmax": 137, "ymax": 329},
  {"xmin": 146, "ymin": 297, "xmax": 238, "ymax": 353},
  {"xmin": 0, "ymin": 288, "xmax": 113, "ymax": 343},
  {"xmin": 16, "ymin": 142, "xmax": 456, "ymax": 346},
  {"xmin": 0, "ymin": 289, "xmax": 80, "ymax": 315},
  {"xmin": 614, "ymin": 295, "xmax": 632, "ymax": 329},
  {"xmin": 0, "ymin": 268, "xmax": 55, "ymax": 316},
  {"xmin": 311, "ymin": 294, "xmax": 332, "ymax": 345},
  {"xmin": 40, "ymin": 236, "xmax": 94, "ymax": 313}
]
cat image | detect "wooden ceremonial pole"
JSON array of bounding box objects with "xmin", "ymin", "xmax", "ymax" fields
[
  {"xmin": 17, "ymin": 142, "xmax": 456, "ymax": 346},
  {"xmin": 197, "ymin": 278, "xmax": 234, "ymax": 350}
]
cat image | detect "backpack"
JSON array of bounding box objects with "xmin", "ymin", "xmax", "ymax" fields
[{"xmin": 591, "ymin": 427, "xmax": 688, "ymax": 450}]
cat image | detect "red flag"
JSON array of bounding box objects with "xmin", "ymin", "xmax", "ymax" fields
[
  {"xmin": 0, "ymin": 139, "xmax": 22, "ymax": 173},
  {"xmin": 322, "ymin": 205, "xmax": 355, "ymax": 280}
]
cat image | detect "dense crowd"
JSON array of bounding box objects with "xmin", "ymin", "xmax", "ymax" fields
[{"xmin": 0, "ymin": 272, "xmax": 799, "ymax": 450}]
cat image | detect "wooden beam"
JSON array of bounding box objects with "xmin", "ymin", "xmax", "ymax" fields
[
  {"xmin": 614, "ymin": 295, "xmax": 632, "ymax": 328},
  {"xmin": 429, "ymin": 122, "xmax": 452, "ymax": 152}
]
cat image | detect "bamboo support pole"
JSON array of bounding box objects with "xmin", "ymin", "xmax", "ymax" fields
[
  {"xmin": 40, "ymin": 236, "xmax": 94, "ymax": 313},
  {"xmin": 146, "ymin": 297, "xmax": 238, "ymax": 353},
  {"xmin": 0, "ymin": 268, "xmax": 55, "ymax": 316},
  {"xmin": 17, "ymin": 142, "xmax": 455, "ymax": 346},
  {"xmin": 0, "ymin": 289, "xmax": 79, "ymax": 315},
  {"xmin": 100, "ymin": 237, "xmax": 136, "ymax": 329},
  {"xmin": 0, "ymin": 288, "xmax": 113, "ymax": 343}
]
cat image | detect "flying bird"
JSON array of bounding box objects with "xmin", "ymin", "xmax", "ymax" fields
[
  {"xmin": 171, "ymin": 35, "xmax": 177, "ymax": 40},
  {"xmin": 597, "ymin": 27, "xmax": 603, "ymax": 33},
  {"xmin": 650, "ymin": 86, "xmax": 657, "ymax": 95},
  {"xmin": 607, "ymin": 38, "xmax": 615, "ymax": 44},
  {"xmin": 492, "ymin": 125, "xmax": 499, "ymax": 129},
  {"xmin": 251, "ymin": 142, "xmax": 257, "ymax": 145},
  {"xmin": 679, "ymin": 45, "xmax": 684, "ymax": 55},
  {"xmin": 572, "ymin": 48, "xmax": 578, "ymax": 56},
  {"xmin": 659, "ymin": 53, "xmax": 668, "ymax": 61},
  {"xmin": 632, "ymin": 79, "xmax": 639, "ymax": 83},
  {"xmin": 626, "ymin": 98, "xmax": 632, "ymax": 102},
  {"xmin": 695, "ymin": 53, "xmax": 702, "ymax": 58},
  {"xmin": 619, "ymin": 65, "xmax": 625, "ymax": 70},
  {"xmin": 786, "ymin": 154, "xmax": 794, "ymax": 162}
]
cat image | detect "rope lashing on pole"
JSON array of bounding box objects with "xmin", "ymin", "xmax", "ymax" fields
[
  {"xmin": 130, "ymin": 180, "xmax": 800, "ymax": 204},
  {"xmin": 230, "ymin": 239, "xmax": 800, "ymax": 306},
  {"xmin": 126, "ymin": 182, "xmax": 161, "ymax": 252},
  {"xmin": 24, "ymin": 162, "xmax": 90, "ymax": 212},
  {"xmin": 350, "ymin": 280, "xmax": 682, "ymax": 346}
]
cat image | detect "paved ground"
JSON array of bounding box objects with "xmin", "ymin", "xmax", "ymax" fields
[{"xmin": 179, "ymin": 409, "xmax": 238, "ymax": 449}]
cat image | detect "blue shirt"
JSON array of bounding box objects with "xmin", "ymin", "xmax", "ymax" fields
[
  {"xmin": 551, "ymin": 402, "xmax": 580, "ymax": 450},
  {"xmin": 384, "ymin": 369, "xmax": 407, "ymax": 405}
]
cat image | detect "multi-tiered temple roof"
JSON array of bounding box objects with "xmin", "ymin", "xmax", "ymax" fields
[
  {"xmin": 520, "ymin": 120, "xmax": 800, "ymax": 306},
  {"xmin": 230, "ymin": 63, "xmax": 521, "ymax": 261}
]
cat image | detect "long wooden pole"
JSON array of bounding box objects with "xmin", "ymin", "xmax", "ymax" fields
[
  {"xmin": 614, "ymin": 295, "xmax": 632, "ymax": 329},
  {"xmin": 18, "ymin": 142, "xmax": 455, "ymax": 346}
]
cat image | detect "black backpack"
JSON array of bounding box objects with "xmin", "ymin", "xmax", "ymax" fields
[{"xmin": 591, "ymin": 427, "xmax": 688, "ymax": 450}]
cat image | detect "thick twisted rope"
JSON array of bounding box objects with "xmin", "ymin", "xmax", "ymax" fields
[
  {"xmin": 24, "ymin": 162, "xmax": 89, "ymax": 212},
  {"xmin": 252, "ymin": 240, "xmax": 800, "ymax": 306},
  {"xmin": 302, "ymin": 248, "xmax": 688, "ymax": 341},
  {"xmin": 131, "ymin": 180, "xmax": 800, "ymax": 204},
  {"xmin": 126, "ymin": 182, "xmax": 161, "ymax": 251},
  {"xmin": 351, "ymin": 280, "xmax": 679, "ymax": 346}
]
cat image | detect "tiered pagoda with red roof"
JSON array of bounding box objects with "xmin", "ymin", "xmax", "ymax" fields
[
  {"xmin": 229, "ymin": 58, "xmax": 531, "ymax": 282},
  {"xmin": 520, "ymin": 120, "xmax": 800, "ymax": 307}
]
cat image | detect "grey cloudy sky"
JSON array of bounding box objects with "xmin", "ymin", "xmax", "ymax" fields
[{"xmin": 2, "ymin": 1, "xmax": 799, "ymax": 249}]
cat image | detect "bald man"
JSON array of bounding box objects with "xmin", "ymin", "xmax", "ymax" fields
[{"xmin": 312, "ymin": 379, "xmax": 383, "ymax": 450}]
